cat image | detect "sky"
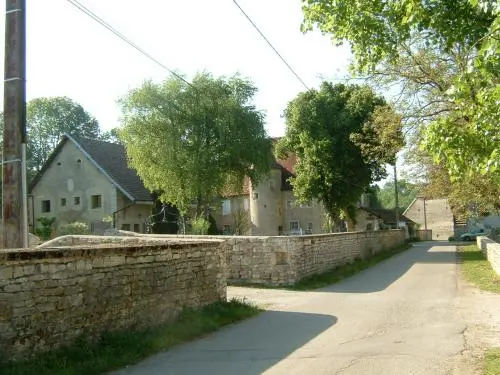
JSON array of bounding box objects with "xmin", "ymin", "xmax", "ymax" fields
[{"xmin": 0, "ymin": 0, "xmax": 353, "ymax": 137}]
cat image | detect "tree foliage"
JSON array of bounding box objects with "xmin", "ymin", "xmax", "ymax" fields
[
  {"xmin": 376, "ymin": 179, "xmax": 420, "ymax": 212},
  {"xmin": 276, "ymin": 83, "xmax": 401, "ymax": 223},
  {"xmin": 302, "ymin": 0, "xmax": 499, "ymax": 182},
  {"xmin": 119, "ymin": 72, "xmax": 272, "ymax": 215},
  {"xmin": 26, "ymin": 97, "xmax": 101, "ymax": 175}
]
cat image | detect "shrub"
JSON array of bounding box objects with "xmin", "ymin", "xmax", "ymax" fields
[
  {"xmin": 190, "ymin": 216, "xmax": 210, "ymax": 235},
  {"xmin": 59, "ymin": 222, "xmax": 89, "ymax": 235},
  {"xmin": 448, "ymin": 236, "xmax": 455, "ymax": 242},
  {"xmin": 35, "ymin": 217, "xmax": 55, "ymax": 240}
]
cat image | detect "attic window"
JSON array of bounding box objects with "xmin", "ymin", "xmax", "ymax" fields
[
  {"xmin": 77, "ymin": 159, "xmax": 82, "ymax": 164},
  {"xmin": 57, "ymin": 162, "xmax": 61, "ymax": 166}
]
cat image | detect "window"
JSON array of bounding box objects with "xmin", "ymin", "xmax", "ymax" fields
[
  {"xmin": 60, "ymin": 198, "xmax": 67, "ymax": 207},
  {"xmin": 121, "ymin": 224, "xmax": 131, "ymax": 231},
  {"xmin": 286, "ymin": 200, "xmax": 294, "ymax": 209},
  {"xmin": 133, "ymin": 223, "xmax": 141, "ymax": 233},
  {"xmin": 243, "ymin": 198, "xmax": 249, "ymax": 211},
  {"xmin": 41, "ymin": 200, "xmax": 51, "ymax": 213},
  {"xmin": 252, "ymin": 192, "xmax": 259, "ymax": 200},
  {"xmin": 91, "ymin": 194, "xmax": 102, "ymax": 209},
  {"xmin": 289, "ymin": 221, "xmax": 299, "ymax": 231},
  {"xmin": 222, "ymin": 199, "xmax": 231, "ymax": 215},
  {"xmin": 74, "ymin": 196, "xmax": 80, "ymax": 205}
]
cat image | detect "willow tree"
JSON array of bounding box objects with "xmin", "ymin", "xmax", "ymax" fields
[{"xmin": 119, "ymin": 72, "xmax": 272, "ymax": 217}]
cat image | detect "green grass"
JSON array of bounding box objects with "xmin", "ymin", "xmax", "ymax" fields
[
  {"xmin": 230, "ymin": 243, "xmax": 412, "ymax": 291},
  {"xmin": 484, "ymin": 348, "xmax": 500, "ymax": 375},
  {"xmin": 458, "ymin": 245, "xmax": 500, "ymax": 294},
  {"xmin": 457, "ymin": 246, "xmax": 500, "ymax": 375},
  {"xmin": 0, "ymin": 299, "xmax": 261, "ymax": 375}
]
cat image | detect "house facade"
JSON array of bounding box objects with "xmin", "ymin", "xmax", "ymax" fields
[
  {"xmin": 29, "ymin": 135, "xmax": 153, "ymax": 235},
  {"xmin": 404, "ymin": 197, "xmax": 454, "ymax": 240},
  {"xmin": 215, "ymin": 156, "xmax": 329, "ymax": 236}
]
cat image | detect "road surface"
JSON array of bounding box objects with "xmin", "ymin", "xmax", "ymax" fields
[{"xmin": 113, "ymin": 242, "xmax": 500, "ymax": 375}]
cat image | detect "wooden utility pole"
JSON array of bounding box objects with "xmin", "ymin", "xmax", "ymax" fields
[{"xmin": 3, "ymin": 0, "xmax": 27, "ymax": 248}]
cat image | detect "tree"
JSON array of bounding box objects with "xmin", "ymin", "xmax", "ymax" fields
[
  {"xmin": 26, "ymin": 97, "xmax": 101, "ymax": 175},
  {"xmin": 376, "ymin": 180, "xmax": 420, "ymax": 212},
  {"xmin": 302, "ymin": 0, "xmax": 499, "ymax": 182},
  {"xmin": 119, "ymin": 72, "xmax": 272, "ymax": 217},
  {"xmin": 275, "ymin": 83, "xmax": 401, "ymax": 225}
]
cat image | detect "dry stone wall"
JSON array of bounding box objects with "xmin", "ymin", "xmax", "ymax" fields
[
  {"xmin": 103, "ymin": 229, "xmax": 406, "ymax": 286},
  {"xmin": 0, "ymin": 239, "xmax": 225, "ymax": 359},
  {"xmin": 477, "ymin": 236, "xmax": 500, "ymax": 275}
]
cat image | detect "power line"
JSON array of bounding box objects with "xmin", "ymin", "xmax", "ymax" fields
[
  {"xmin": 231, "ymin": 0, "xmax": 309, "ymax": 90},
  {"xmin": 66, "ymin": 0, "xmax": 193, "ymax": 88}
]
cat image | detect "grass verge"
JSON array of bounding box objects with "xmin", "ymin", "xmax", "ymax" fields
[
  {"xmin": 0, "ymin": 299, "xmax": 261, "ymax": 375},
  {"xmin": 457, "ymin": 245, "xmax": 500, "ymax": 375},
  {"xmin": 458, "ymin": 245, "xmax": 500, "ymax": 294},
  {"xmin": 230, "ymin": 243, "xmax": 412, "ymax": 291},
  {"xmin": 484, "ymin": 348, "xmax": 500, "ymax": 375}
]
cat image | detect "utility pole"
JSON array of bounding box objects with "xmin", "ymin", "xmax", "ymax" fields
[
  {"xmin": 393, "ymin": 163, "xmax": 400, "ymax": 229},
  {"xmin": 3, "ymin": 0, "xmax": 27, "ymax": 248}
]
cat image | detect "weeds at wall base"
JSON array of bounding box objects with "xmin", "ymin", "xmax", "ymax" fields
[{"xmin": 0, "ymin": 299, "xmax": 261, "ymax": 375}]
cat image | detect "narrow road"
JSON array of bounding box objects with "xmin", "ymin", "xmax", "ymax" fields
[{"xmin": 114, "ymin": 242, "xmax": 500, "ymax": 375}]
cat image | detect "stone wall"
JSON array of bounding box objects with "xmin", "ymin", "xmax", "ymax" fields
[
  {"xmin": 226, "ymin": 230, "xmax": 405, "ymax": 285},
  {"xmin": 477, "ymin": 236, "xmax": 500, "ymax": 275},
  {"xmin": 102, "ymin": 229, "xmax": 406, "ymax": 286},
  {"xmin": 0, "ymin": 239, "xmax": 225, "ymax": 359}
]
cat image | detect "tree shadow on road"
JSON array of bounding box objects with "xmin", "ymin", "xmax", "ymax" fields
[
  {"xmin": 113, "ymin": 310, "xmax": 336, "ymax": 375},
  {"xmin": 317, "ymin": 241, "xmax": 459, "ymax": 293}
]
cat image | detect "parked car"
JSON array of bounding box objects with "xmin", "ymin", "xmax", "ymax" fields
[{"xmin": 459, "ymin": 228, "xmax": 491, "ymax": 241}]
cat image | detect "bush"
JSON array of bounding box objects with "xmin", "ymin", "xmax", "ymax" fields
[
  {"xmin": 190, "ymin": 216, "xmax": 210, "ymax": 235},
  {"xmin": 59, "ymin": 222, "xmax": 89, "ymax": 235},
  {"xmin": 448, "ymin": 236, "xmax": 455, "ymax": 242},
  {"xmin": 35, "ymin": 217, "xmax": 55, "ymax": 240}
]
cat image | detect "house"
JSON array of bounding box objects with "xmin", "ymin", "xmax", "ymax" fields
[
  {"xmin": 28, "ymin": 134, "xmax": 154, "ymax": 234},
  {"xmin": 353, "ymin": 207, "xmax": 416, "ymax": 237},
  {"xmin": 404, "ymin": 197, "xmax": 454, "ymax": 240},
  {"xmin": 215, "ymin": 155, "xmax": 329, "ymax": 236}
]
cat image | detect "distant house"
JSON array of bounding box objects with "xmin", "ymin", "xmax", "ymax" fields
[
  {"xmin": 404, "ymin": 197, "xmax": 454, "ymax": 240},
  {"xmin": 28, "ymin": 134, "xmax": 154, "ymax": 234},
  {"xmin": 353, "ymin": 207, "xmax": 416, "ymax": 237}
]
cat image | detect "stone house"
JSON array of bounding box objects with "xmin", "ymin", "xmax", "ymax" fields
[
  {"xmin": 353, "ymin": 207, "xmax": 416, "ymax": 237},
  {"xmin": 28, "ymin": 134, "xmax": 153, "ymax": 234},
  {"xmin": 404, "ymin": 197, "xmax": 454, "ymax": 240},
  {"xmin": 216, "ymin": 153, "xmax": 329, "ymax": 236}
]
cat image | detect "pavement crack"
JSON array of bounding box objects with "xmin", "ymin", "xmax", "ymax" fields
[{"xmin": 335, "ymin": 358, "xmax": 360, "ymax": 374}]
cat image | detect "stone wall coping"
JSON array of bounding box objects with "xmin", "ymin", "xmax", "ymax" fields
[
  {"xmin": 107, "ymin": 229, "xmax": 404, "ymax": 241},
  {"xmin": 0, "ymin": 239, "xmax": 223, "ymax": 262}
]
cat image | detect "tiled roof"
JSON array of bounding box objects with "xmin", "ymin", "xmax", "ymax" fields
[
  {"xmin": 360, "ymin": 207, "xmax": 415, "ymax": 224},
  {"xmin": 30, "ymin": 135, "xmax": 153, "ymax": 202},
  {"xmin": 71, "ymin": 136, "xmax": 153, "ymax": 202}
]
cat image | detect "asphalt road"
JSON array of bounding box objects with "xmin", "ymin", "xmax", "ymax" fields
[{"xmin": 113, "ymin": 242, "xmax": 480, "ymax": 375}]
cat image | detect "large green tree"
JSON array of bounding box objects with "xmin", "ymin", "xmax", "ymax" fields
[
  {"xmin": 1, "ymin": 97, "xmax": 105, "ymax": 181},
  {"xmin": 26, "ymin": 97, "xmax": 101, "ymax": 175},
  {"xmin": 302, "ymin": 0, "xmax": 499, "ymax": 182},
  {"xmin": 119, "ymin": 72, "xmax": 272, "ymax": 216},
  {"xmin": 275, "ymin": 82, "xmax": 402, "ymax": 225}
]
